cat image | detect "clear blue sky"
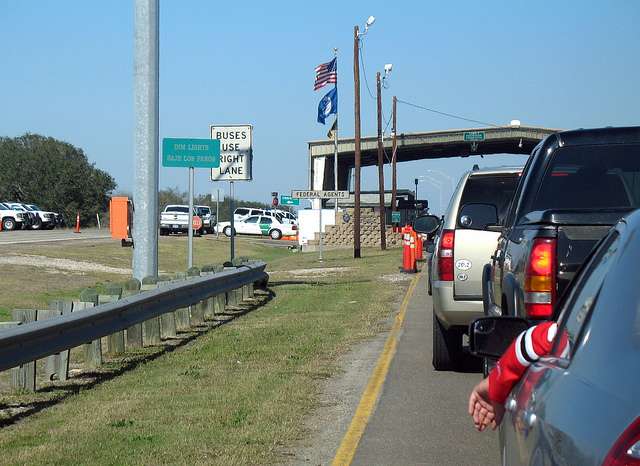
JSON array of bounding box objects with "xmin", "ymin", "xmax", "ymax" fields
[{"xmin": 2, "ymin": 1, "xmax": 639, "ymax": 214}]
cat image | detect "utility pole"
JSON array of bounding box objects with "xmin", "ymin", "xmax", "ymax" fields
[
  {"xmin": 132, "ymin": 0, "xmax": 159, "ymax": 280},
  {"xmin": 353, "ymin": 25, "xmax": 362, "ymax": 258},
  {"xmin": 376, "ymin": 72, "xmax": 386, "ymax": 250},
  {"xmin": 391, "ymin": 96, "xmax": 398, "ymax": 216},
  {"xmin": 333, "ymin": 48, "xmax": 339, "ymax": 215}
]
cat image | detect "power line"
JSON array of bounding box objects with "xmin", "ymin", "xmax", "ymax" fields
[
  {"xmin": 358, "ymin": 41, "xmax": 376, "ymax": 100},
  {"xmin": 396, "ymin": 98, "xmax": 500, "ymax": 127}
]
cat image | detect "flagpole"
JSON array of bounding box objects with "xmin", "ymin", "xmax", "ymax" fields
[{"xmin": 333, "ymin": 48, "xmax": 339, "ymax": 215}]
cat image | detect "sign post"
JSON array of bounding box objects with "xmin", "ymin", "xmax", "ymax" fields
[
  {"xmin": 210, "ymin": 124, "xmax": 253, "ymax": 263},
  {"xmin": 162, "ymin": 138, "xmax": 220, "ymax": 267},
  {"xmin": 291, "ymin": 190, "xmax": 349, "ymax": 261}
]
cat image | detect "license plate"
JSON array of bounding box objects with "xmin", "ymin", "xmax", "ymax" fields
[{"xmin": 172, "ymin": 224, "xmax": 180, "ymax": 228}]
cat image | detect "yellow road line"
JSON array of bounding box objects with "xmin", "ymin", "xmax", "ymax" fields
[{"xmin": 331, "ymin": 272, "xmax": 421, "ymax": 466}]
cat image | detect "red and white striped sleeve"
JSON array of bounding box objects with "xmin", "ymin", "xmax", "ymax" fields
[{"xmin": 488, "ymin": 321, "xmax": 559, "ymax": 405}]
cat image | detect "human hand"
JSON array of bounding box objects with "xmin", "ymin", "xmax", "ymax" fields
[{"xmin": 468, "ymin": 377, "xmax": 505, "ymax": 431}]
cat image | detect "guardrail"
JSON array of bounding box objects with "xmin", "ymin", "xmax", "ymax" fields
[{"xmin": 0, "ymin": 261, "xmax": 268, "ymax": 379}]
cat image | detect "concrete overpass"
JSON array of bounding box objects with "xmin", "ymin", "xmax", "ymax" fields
[{"xmin": 307, "ymin": 125, "xmax": 559, "ymax": 191}]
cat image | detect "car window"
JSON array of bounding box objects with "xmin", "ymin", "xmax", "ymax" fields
[
  {"xmin": 166, "ymin": 206, "xmax": 189, "ymax": 213},
  {"xmin": 532, "ymin": 144, "xmax": 640, "ymax": 211},
  {"xmin": 244, "ymin": 216, "xmax": 259, "ymax": 223},
  {"xmin": 552, "ymin": 230, "xmax": 621, "ymax": 360},
  {"xmin": 458, "ymin": 174, "xmax": 520, "ymax": 226},
  {"xmin": 235, "ymin": 208, "xmax": 250, "ymax": 216},
  {"xmin": 260, "ymin": 217, "xmax": 273, "ymax": 224},
  {"xmin": 250, "ymin": 209, "xmax": 262, "ymax": 216},
  {"xmin": 505, "ymin": 152, "xmax": 536, "ymax": 226}
]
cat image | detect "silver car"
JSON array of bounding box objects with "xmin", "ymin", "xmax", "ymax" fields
[
  {"xmin": 471, "ymin": 209, "xmax": 640, "ymax": 465},
  {"xmin": 431, "ymin": 166, "xmax": 522, "ymax": 370}
]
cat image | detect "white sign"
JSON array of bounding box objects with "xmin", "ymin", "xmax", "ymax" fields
[
  {"xmin": 210, "ymin": 124, "xmax": 252, "ymax": 181},
  {"xmin": 291, "ymin": 190, "xmax": 349, "ymax": 199}
]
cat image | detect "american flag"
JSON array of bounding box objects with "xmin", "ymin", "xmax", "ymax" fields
[{"xmin": 314, "ymin": 58, "xmax": 337, "ymax": 91}]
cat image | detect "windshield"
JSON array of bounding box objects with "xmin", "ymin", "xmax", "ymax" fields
[
  {"xmin": 27, "ymin": 204, "xmax": 41, "ymax": 211},
  {"xmin": 196, "ymin": 207, "xmax": 209, "ymax": 215},
  {"xmin": 165, "ymin": 206, "xmax": 189, "ymax": 213},
  {"xmin": 531, "ymin": 144, "xmax": 640, "ymax": 211}
]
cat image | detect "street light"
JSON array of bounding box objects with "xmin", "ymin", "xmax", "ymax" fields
[{"xmin": 353, "ymin": 15, "xmax": 376, "ymax": 259}]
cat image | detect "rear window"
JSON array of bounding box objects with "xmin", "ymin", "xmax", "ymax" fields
[
  {"xmin": 532, "ymin": 144, "xmax": 640, "ymax": 211},
  {"xmin": 459, "ymin": 174, "xmax": 520, "ymax": 225},
  {"xmin": 166, "ymin": 206, "xmax": 189, "ymax": 213}
]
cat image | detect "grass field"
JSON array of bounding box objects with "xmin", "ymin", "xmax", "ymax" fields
[
  {"xmin": 0, "ymin": 237, "xmax": 408, "ymax": 464},
  {"xmin": 0, "ymin": 235, "xmax": 290, "ymax": 320}
]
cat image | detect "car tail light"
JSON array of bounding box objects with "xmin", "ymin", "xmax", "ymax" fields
[
  {"xmin": 603, "ymin": 417, "xmax": 640, "ymax": 466},
  {"xmin": 438, "ymin": 229, "xmax": 455, "ymax": 281},
  {"xmin": 524, "ymin": 238, "xmax": 556, "ymax": 319}
]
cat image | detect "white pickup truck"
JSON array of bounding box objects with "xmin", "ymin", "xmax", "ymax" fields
[
  {"xmin": 160, "ymin": 205, "xmax": 201, "ymax": 236},
  {"xmin": 0, "ymin": 202, "xmax": 31, "ymax": 230}
]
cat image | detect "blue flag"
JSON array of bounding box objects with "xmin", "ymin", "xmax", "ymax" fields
[{"xmin": 317, "ymin": 87, "xmax": 337, "ymax": 125}]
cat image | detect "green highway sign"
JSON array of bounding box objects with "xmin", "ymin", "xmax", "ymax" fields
[
  {"xmin": 162, "ymin": 138, "xmax": 221, "ymax": 168},
  {"xmin": 463, "ymin": 131, "xmax": 485, "ymax": 142},
  {"xmin": 391, "ymin": 211, "xmax": 401, "ymax": 223},
  {"xmin": 280, "ymin": 195, "xmax": 300, "ymax": 206}
]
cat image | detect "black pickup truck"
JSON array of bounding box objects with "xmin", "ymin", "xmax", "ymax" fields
[{"xmin": 483, "ymin": 126, "xmax": 640, "ymax": 321}]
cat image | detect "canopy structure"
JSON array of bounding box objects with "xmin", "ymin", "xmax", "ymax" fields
[{"xmin": 307, "ymin": 125, "xmax": 559, "ymax": 191}]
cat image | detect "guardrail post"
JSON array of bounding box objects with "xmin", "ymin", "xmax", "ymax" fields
[
  {"xmin": 122, "ymin": 278, "xmax": 143, "ymax": 348},
  {"xmin": 10, "ymin": 309, "xmax": 37, "ymax": 392},
  {"xmin": 223, "ymin": 266, "xmax": 238, "ymax": 307},
  {"xmin": 214, "ymin": 265, "xmax": 226, "ymax": 314},
  {"xmin": 100, "ymin": 285, "xmax": 125, "ymax": 355},
  {"xmin": 200, "ymin": 265, "xmax": 216, "ymax": 320},
  {"xmin": 140, "ymin": 277, "xmax": 162, "ymax": 345},
  {"xmin": 77, "ymin": 289, "xmax": 101, "ymax": 368},
  {"xmin": 173, "ymin": 272, "xmax": 191, "ymax": 331},
  {"xmin": 157, "ymin": 275, "xmax": 177, "ymax": 339},
  {"xmin": 187, "ymin": 267, "xmax": 206, "ymax": 326},
  {"xmin": 43, "ymin": 300, "xmax": 74, "ymax": 381}
]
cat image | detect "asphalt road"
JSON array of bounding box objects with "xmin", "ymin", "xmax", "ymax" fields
[
  {"xmin": 0, "ymin": 228, "xmax": 292, "ymax": 248},
  {"xmin": 0, "ymin": 228, "xmax": 111, "ymax": 245},
  {"xmin": 351, "ymin": 273, "xmax": 499, "ymax": 466}
]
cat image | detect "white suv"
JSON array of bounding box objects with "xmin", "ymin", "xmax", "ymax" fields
[
  {"xmin": 9, "ymin": 203, "xmax": 57, "ymax": 230},
  {"xmin": 430, "ymin": 166, "xmax": 522, "ymax": 370},
  {"xmin": 0, "ymin": 203, "xmax": 30, "ymax": 230}
]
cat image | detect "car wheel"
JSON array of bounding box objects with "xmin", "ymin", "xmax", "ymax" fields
[
  {"xmin": 269, "ymin": 229, "xmax": 282, "ymax": 240},
  {"xmin": 223, "ymin": 226, "xmax": 234, "ymax": 237},
  {"xmin": 432, "ymin": 312, "xmax": 463, "ymax": 371},
  {"xmin": 159, "ymin": 229, "xmax": 167, "ymax": 236},
  {"xmin": 2, "ymin": 217, "xmax": 16, "ymax": 231}
]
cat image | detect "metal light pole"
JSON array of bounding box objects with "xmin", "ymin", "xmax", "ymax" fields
[
  {"xmin": 353, "ymin": 25, "xmax": 362, "ymax": 259},
  {"xmin": 376, "ymin": 71, "xmax": 386, "ymax": 250},
  {"xmin": 132, "ymin": 0, "xmax": 159, "ymax": 280},
  {"xmin": 391, "ymin": 96, "xmax": 398, "ymax": 216}
]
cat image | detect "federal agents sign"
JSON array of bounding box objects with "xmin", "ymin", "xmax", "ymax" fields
[
  {"xmin": 291, "ymin": 190, "xmax": 349, "ymax": 199},
  {"xmin": 210, "ymin": 124, "xmax": 253, "ymax": 181}
]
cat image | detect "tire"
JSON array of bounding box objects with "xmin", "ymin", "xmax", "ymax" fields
[
  {"xmin": 2, "ymin": 217, "xmax": 16, "ymax": 231},
  {"xmin": 432, "ymin": 312, "xmax": 463, "ymax": 371},
  {"xmin": 223, "ymin": 226, "xmax": 234, "ymax": 237},
  {"xmin": 269, "ymin": 229, "xmax": 282, "ymax": 240},
  {"xmin": 159, "ymin": 229, "xmax": 168, "ymax": 236},
  {"xmin": 31, "ymin": 218, "xmax": 43, "ymax": 230}
]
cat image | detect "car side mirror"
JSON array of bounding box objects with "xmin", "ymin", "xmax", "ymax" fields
[
  {"xmin": 413, "ymin": 214, "xmax": 440, "ymax": 235},
  {"xmin": 468, "ymin": 317, "xmax": 531, "ymax": 359}
]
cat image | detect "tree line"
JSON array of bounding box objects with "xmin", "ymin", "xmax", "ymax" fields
[{"xmin": 0, "ymin": 134, "xmax": 116, "ymax": 225}]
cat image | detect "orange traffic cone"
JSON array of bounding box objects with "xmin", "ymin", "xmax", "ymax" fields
[
  {"xmin": 74, "ymin": 212, "xmax": 81, "ymax": 233},
  {"xmin": 401, "ymin": 224, "xmax": 416, "ymax": 273}
]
